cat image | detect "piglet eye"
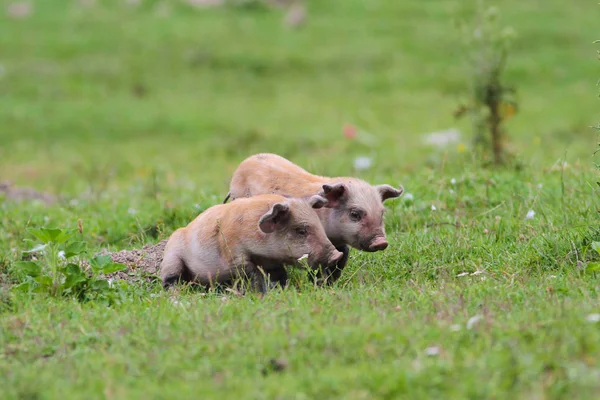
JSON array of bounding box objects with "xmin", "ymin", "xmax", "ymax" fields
[
  {"xmin": 295, "ymin": 227, "xmax": 308, "ymax": 236},
  {"xmin": 349, "ymin": 210, "xmax": 362, "ymax": 222}
]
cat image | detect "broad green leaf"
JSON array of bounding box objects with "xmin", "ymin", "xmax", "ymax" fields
[
  {"xmin": 62, "ymin": 263, "xmax": 84, "ymax": 276},
  {"xmin": 90, "ymin": 255, "xmax": 112, "ymax": 273},
  {"xmin": 40, "ymin": 228, "xmax": 63, "ymax": 243},
  {"xmin": 91, "ymin": 279, "xmax": 110, "ymax": 291},
  {"xmin": 586, "ymin": 262, "xmax": 600, "ymax": 273},
  {"xmin": 28, "ymin": 228, "xmax": 73, "ymax": 244},
  {"xmin": 101, "ymin": 263, "xmax": 127, "ymax": 275},
  {"xmin": 35, "ymin": 275, "xmax": 53, "ymax": 287},
  {"xmin": 28, "ymin": 228, "xmax": 52, "ymax": 244},
  {"xmin": 62, "ymin": 263, "xmax": 87, "ymax": 289},
  {"xmin": 12, "ymin": 281, "xmax": 33, "ymax": 293},
  {"xmin": 13, "ymin": 261, "xmax": 41, "ymax": 277},
  {"xmin": 64, "ymin": 241, "xmax": 87, "ymax": 258},
  {"xmin": 591, "ymin": 242, "xmax": 600, "ymax": 256},
  {"xmin": 53, "ymin": 229, "xmax": 75, "ymax": 244},
  {"xmin": 64, "ymin": 273, "xmax": 87, "ymax": 289}
]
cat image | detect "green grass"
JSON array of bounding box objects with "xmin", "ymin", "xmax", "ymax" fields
[{"xmin": 1, "ymin": 0, "xmax": 600, "ymax": 398}]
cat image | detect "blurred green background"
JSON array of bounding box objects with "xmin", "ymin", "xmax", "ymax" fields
[
  {"xmin": 2, "ymin": 2, "xmax": 600, "ymax": 398},
  {"xmin": 1, "ymin": 0, "xmax": 597, "ymax": 195}
]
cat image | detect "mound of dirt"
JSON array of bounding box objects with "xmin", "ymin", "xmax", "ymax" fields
[
  {"xmin": 97, "ymin": 240, "xmax": 167, "ymax": 283},
  {"xmin": 0, "ymin": 181, "xmax": 57, "ymax": 205}
]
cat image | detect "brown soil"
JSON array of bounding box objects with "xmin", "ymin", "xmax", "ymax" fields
[
  {"xmin": 95, "ymin": 240, "xmax": 167, "ymax": 284},
  {"xmin": 0, "ymin": 181, "xmax": 57, "ymax": 205}
]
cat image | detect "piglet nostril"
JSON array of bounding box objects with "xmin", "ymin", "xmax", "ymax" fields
[{"xmin": 369, "ymin": 238, "xmax": 388, "ymax": 251}]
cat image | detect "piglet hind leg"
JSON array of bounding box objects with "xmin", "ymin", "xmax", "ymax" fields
[{"xmin": 160, "ymin": 254, "xmax": 191, "ymax": 289}]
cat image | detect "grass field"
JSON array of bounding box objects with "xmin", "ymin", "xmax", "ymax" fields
[{"xmin": 1, "ymin": 0, "xmax": 600, "ymax": 398}]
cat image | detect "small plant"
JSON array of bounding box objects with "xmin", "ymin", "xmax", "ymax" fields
[
  {"xmin": 10, "ymin": 227, "xmax": 128, "ymax": 304},
  {"xmin": 584, "ymin": 242, "xmax": 600, "ymax": 273},
  {"xmin": 596, "ymin": 34, "xmax": 600, "ymax": 187},
  {"xmin": 455, "ymin": 1, "xmax": 517, "ymax": 165}
]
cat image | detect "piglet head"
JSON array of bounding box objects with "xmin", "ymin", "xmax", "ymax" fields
[
  {"xmin": 320, "ymin": 180, "xmax": 404, "ymax": 252},
  {"xmin": 258, "ymin": 195, "xmax": 343, "ymax": 268}
]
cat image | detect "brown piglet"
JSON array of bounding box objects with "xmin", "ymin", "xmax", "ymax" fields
[
  {"xmin": 224, "ymin": 153, "xmax": 404, "ymax": 283},
  {"xmin": 160, "ymin": 193, "xmax": 343, "ymax": 292}
]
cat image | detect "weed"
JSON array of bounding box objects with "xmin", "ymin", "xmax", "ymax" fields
[
  {"xmin": 10, "ymin": 228, "xmax": 128, "ymax": 305},
  {"xmin": 455, "ymin": 1, "xmax": 517, "ymax": 165}
]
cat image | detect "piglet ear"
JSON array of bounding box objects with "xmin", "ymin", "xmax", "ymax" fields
[
  {"xmin": 258, "ymin": 202, "xmax": 290, "ymax": 233},
  {"xmin": 308, "ymin": 195, "xmax": 328, "ymax": 209},
  {"xmin": 375, "ymin": 184, "xmax": 404, "ymax": 202},
  {"xmin": 319, "ymin": 183, "xmax": 346, "ymax": 207}
]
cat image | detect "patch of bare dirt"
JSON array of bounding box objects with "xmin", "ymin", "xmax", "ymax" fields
[
  {"xmin": 0, "ymin": 181, "xmax": 57, "ymax": 205},
  {"xmin": 95, "ymin": 240, "xmax": 167, "ymax": 283}
]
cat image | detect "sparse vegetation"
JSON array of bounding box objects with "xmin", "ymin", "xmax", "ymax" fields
[
  {"xmin": 455, "ymin": 1, "xmax": 517, "ymax": 165},
  {"xmin": 1, "ymin": 1, "xmax": 599, "ymax": 398},
  {"xmin": 10, "ymin": 227, "xmax": 129, "ymax": 304}
]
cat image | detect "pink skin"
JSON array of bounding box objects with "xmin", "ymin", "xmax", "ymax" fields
[
  {"xmin": 224, "ymin": 153, "xmax": 404, "ymax": 284},
  {"xmin": 316, "ymin": 180, "xmax": 403, "ymax": 253},
  {"xmin": 160, "ymin": 194, "xmax": 343, "ymax": 293}
]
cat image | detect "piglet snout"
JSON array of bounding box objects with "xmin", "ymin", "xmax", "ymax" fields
[
  {"xmin": 327, "ymin": 250, "xmax": 344, "ymax": 267},
  {"xmin": 368, "ymin": 237, "xmax": 389, "ymax": 252}
]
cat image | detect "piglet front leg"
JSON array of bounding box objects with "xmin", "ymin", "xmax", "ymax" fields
[
  {"xmin": 246, "ymin": 263, "xmax": 271, "ymax": 294},
  {"xmin": 317, "ymin": 244, "xmax": 350, "ymax": 285},
  {"xmin": 267, "ymin": 267, "xmax": 289, "ymax": 289}
]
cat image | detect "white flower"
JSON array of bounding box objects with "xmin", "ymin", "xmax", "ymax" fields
[
  {"xmin": 7, "ymin": 2, "xmax": 33, "ymax": 19},
  {"xmin": 185, "ymin": 0, "xmax": 224, "ymax": 7},
  {"xmin": 403, "ymin": 193, "xmax": 414, "ymax": 201},
  {"xmin": 525, "ymin": 210, "xmax": 535, "ymax": 220},
  {"xmin": 424, "ymin": 346, "xmax": 440, "ymax": 356},
  {"xmin": 450, "ymin": 178, "xmax": 456, "ymax": 185},
  {"xmin": 107, "ymin": 279, "xmax": 114, "ymax": 288},
  {"xmin": 353, "ymin": 156, "xmax": 372, "ymax": 171},
  {"xmin": 128, "ymin": 208, "xmax": 137, "ymax": 215},
  {"xmin": 423, "ymin": 128, "xmax": 461, "ymax": 147},
  {"xmin": 586, "ymin": 313, "xmax": 600, "ymax": 323},
  {"xmin": 58, "ymin": 250, "xmax": 66, "ymax": 260},
  {"xmin": 431, "ymin": 205, "xmax": 437, "ymax": 211},
  {"xmin": 297, "ymin": 254, "xmax": 309, "ymax": 262},
  {"xmin": 170, "ymin": 298, "xmax": 186, "ymax": 307},
  {"xmin": 467, "ymin": 315, "xmax": 482, "ymax": 330}
]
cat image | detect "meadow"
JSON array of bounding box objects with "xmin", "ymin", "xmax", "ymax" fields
[{"xmin": 1, "ymin": 0, "xmax": 600, "ymax": 398}]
